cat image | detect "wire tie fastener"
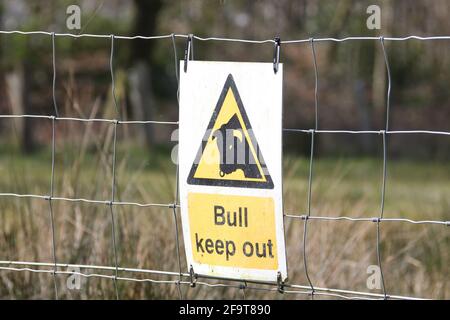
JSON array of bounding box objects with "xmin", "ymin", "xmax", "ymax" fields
[
  {"xmin": 189, "ymin": 265, "xmax": 197, "ymax": 288},
  {"xmin": 277, "ymin": 271, "xmax": 285, "ymax": 294},
  {"xmin": 273, "ymin": 36, "xmax": 281, "ymax": 74},
  {"xmin": 184, "ymin": 34, "xmax": 193, "ymax": 73}
]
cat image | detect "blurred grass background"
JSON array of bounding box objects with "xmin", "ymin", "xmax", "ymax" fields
[
  {"xmin": 0, "ymin": 122, "xmax": 448, "ymax": 299},
  {"xmin": 0, "ymin": 0, "xmax": 449, "ymax": 299}
]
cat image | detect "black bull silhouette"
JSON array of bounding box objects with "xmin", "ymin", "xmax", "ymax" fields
[{"xmin": 211, "ymin": 114, "xmax": 263, "ymax": 178}]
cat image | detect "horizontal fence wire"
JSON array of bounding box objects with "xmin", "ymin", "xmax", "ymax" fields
[
  {"xmin": 1, "ymin": 115, "xmax": 450, "ymax": 135},
  {"xmin": 1, "ymin": 30, "xmax": 450, "ymax": 42},
  {"xmin": 0, "ymin": 30, "xmax": 449, "ymax": 300},
  {"xmin": 0, "ymin": 261, "xmax": 426, "ymax": 300},
  {"xmin": 0, "ymin": 192, "xmax": 447, "ymax": 226}
]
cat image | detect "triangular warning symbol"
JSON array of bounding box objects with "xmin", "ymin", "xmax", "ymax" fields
[{"xmin": 187, "ymin": 74, "xmax": 274, "ymax": 189}]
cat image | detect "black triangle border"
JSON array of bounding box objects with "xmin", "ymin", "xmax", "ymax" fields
[{"xmin": 187, "ymin": 74, "xmax": 274, "ymax": 189}]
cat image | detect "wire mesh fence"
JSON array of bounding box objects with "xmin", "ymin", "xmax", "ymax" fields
[{"xmin": 0, "ymin": 31, "xmax": 449, "ymax": 300}]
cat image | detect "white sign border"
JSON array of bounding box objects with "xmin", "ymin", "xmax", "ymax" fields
[{"xmin": 178, "ymin": 61, "xmax": 287, "ymax": 283}]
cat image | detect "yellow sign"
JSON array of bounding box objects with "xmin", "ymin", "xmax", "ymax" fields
[
  {"xmin": 187, "ymin": 74, "xmax": 273, "ymax": 189},
  {"xmin": 188, "ymin": 192, "xmax": 278, "ymax": 270},
  {"xmin": 179, "ymin": 62, "xmax": 286, "ymax": 282}
]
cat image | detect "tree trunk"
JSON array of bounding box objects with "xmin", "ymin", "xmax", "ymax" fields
[
  {"xmin": 6, "ymin": 63, "xmax": 35, "ymax": 153},
  {"xmin": 354, "ymin": 79, "xmax": 373, "ymax": 154},
  {"xmin": 128, "ymin": 0, "xmax": 163, "ymax": 150},
  {"xmin": 128, "ymin": 61, "xmax": 154, "ymax": 149}
]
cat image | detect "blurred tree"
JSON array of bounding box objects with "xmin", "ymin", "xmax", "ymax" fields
[
  {"xmin": 128, "ymin": 0, "xmax": 163, "ymax": 150},
  {"xmin": 2, "ymin": 0, "xmax": 56, "ymax": 153},
  {"xmin": 0, "ymin": 0, "xmax": 448, "ymax": 157},
  {"xmin": 3, "ymin": 13, "xmax": 35, "ymax": 153}
]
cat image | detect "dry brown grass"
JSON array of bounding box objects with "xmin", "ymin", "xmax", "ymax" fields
[{"xmin": 0, "ymin": 115, "xmax": 448, "ymax": 299}]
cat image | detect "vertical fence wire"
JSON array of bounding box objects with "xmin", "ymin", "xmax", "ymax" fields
[
  {"xmin": 47, "ymin": 116, "xmax": 58, "ymax": 300},
  {"xmin": 241, "ymin": 281, "xmax": 247, "ymax": 300},
  {"xmin": 109, "ymin": 120, "xmax": 120, "ymax": 300},
  {"xmin": 47, "ymin": 32, "xmax": 60, "ymax": 299},
  {"xmin": 377, "ymin": 36, "xmax": 392, "ymax": 299},
  {"xmin": 171, "ymin": 33, "xmax": 184, "ymax": 300},
  {"xmin": 110, "ymin": 35, "xmax": 120, "ymax": 119},
  {"xmin": 302, "ymin": 37, "xmax": 319, "ymax": 299},
  {"xmin": 51, "ymin": 32, "xmax": 59, "ymax": 117},
  {"xmin": 171, "ymin": 33, "xmax": 180, "ymax": 103},
  {"xmin": 311, "ymin": 38, "xmax": 319, "ymax": 130},
  {"xmin": 109, "ymin": 34, "xmax": 120, "ymax": 299}
]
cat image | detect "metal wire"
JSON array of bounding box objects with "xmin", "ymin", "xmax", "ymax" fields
[
  {"xmin": 171, "ymin": 33, "xmax": 180, "ymax": 103},
  {"xmin": 0, "ymin": 30, "xmax": 449, "ymax": 300},
  {"xmin": 106, "ymin": 33, "xmax": 122, "ymax": 299},
  {"xmin": 0, "ymin": 114, "xmax": 178, "ymax": 124},
  {"xmin": 109, "ymin": 120, "xmax": 120, "ymax": 300},
  {"xmin": 2, "ymin": 114, "xmax": 450, "ymax": 136},
  {"xmin": 303, "ymin": 131, "xmax": 315, "ymax": 298},
  {"xmin": 47, "ymin": 116, "xmax": 58, "ymax": 299},
  {"xmin": 284, "ymin": 128, "xmax": 450, "ymax": 136},
  {"xmin": 0, "ymin": 261, "xmax": 427, "ymax": 300},
  {"xmin": 2, "ymin": 114, "xmax": 449, "ymax": 135},
  {"xmin": 171, "ymin": 33, "xmax": 184, "ymax": 300},
  {"xmin": 310, "ymin": 38, "xmax": 319, "ymax": 130},
  {"xmin": 284, "ymin": 214, "xmax": 449, "ymax": 226},
  {"xmin": 51, "ymin": 32, "xmax": 59, "ymax": 117},
  {"xmin": 377, "ymin": 36, "xmax": 393, "ymax": 299},
  {"xmin": 301, "ymin": 38, "xmax": 320, "ymax": 299},
  {"xmin": 0, "ymin": 191, "xmax": 446, "ymax": 226},
  {"xmin": 49, "ymin": 33, "xmax": 60, "ymax": 297},
  {"xmin": 1, "ymin": 30, "xmax": 450, "ymax": 43},
  {"xmin": 110, "ymin": 35, "xmax": 120, "ymax": 119}
]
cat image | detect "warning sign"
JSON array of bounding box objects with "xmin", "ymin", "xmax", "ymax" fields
[
  {"xmin": 179, "ymin": 61, "xmax": 286, "ymax": 283},
  {"xmin": 187, "ymin": 74, "xmax": 273, "ymax": 189}
]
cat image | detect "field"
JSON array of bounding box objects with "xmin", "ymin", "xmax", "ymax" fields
[
  {"xmin": 0, "ymin": 0, "xmax": 449, "ymax": 302},
  {"xmin": 0, "ymin": 123, "xmax": 448, "ymax": 300}
]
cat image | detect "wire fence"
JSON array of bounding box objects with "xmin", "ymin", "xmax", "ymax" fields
[{"xmin": 0, "ymin": 30, "xmax": 449, "ymax": 300}]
